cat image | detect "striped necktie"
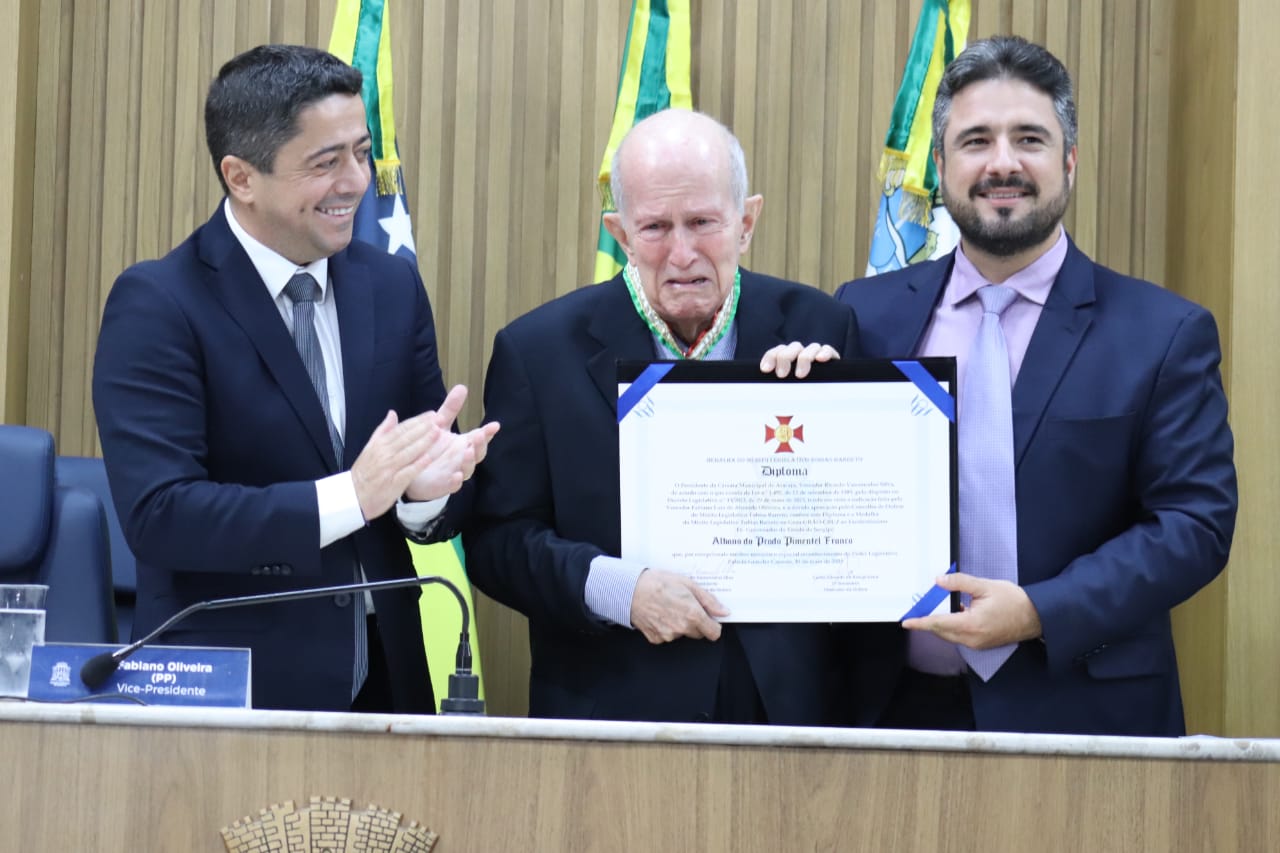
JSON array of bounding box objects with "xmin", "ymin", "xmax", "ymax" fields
[
  {"xmin": 283, "ymin": 272, "xmax": 344, "ymax": 467},
  {"xmin": 283, "ymin": 271, "xmax": 367, "ymax": 698}
]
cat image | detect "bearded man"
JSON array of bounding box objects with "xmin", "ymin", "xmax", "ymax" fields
[{"xmin": 834, "ymin": 36, "xmax": 1236, "ymax": 735}]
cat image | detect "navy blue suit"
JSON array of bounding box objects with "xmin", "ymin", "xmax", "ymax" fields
[
  {"xmin": 464, "ymin": 271, "xmax": 860, "ymax": 724},
  {"xmin": 835, "ymin": 241, "xmax": 1237, "ymax": 735},
  {"xmin": 93, "ymin": 205, "xmax": 456, "ymax": 712}
]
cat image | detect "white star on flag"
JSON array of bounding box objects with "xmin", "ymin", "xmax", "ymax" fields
[{"xmin": 379, "ymin": 193, "xmax": 417, "ymax": 257}]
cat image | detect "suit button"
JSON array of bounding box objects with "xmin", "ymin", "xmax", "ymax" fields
[
  {"xmin": 280, "ymin": 565, "xmax": 292, "ymax": 576},
  {"xmin": 334, "ymin": 593, "xmax": 352, "ymax": 607},
  {"xmin": 693, "ymin": 712, "xmax": 711, "ymax": 723},
  {"xmin": 250, "ymin": 567, "xmax": 261, "ymax": 576}
]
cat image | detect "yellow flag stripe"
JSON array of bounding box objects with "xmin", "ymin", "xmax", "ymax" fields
[
  {"xmin": 328, "ymin": 0, "xmax": 360, "ymax": 58},
  {"xmin": 374, "ymin": 4, "xmax": 398, "ymax": 169},
  {"xmin": 664, "ymin": 0, "xmax": 694, "ymax": 109},
  {"xmin": 597, "ymin": 0, "xmax": 653, "ymax": 187},
  {"xmin": 900, "ymin": 0, "xmax": 971, "ymax": 196},
  {"xmin": 411, "ymin": 540, "xmax": 483, "ymax": 711},
  {"xmin": 593, "ymin": 0, "xmax": 692, "ymax": 282},
  {"xmin": 902, "ymin": 8, "xmax": 950, "ymax": 194}
]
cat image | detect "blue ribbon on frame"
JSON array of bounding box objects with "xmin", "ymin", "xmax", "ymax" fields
[
  {"xmin": 616, "ymin": 363, "xmax": 675, "ymax": 423},
  {"xmin": 892, "ymin": 358, "xmax": 955, "ymax": 620},
  {"xmin": 900, "ymin": 563, "xmax": 958, "ymax": 621},
  {"xmin": 892, "ymin": 359, "xmax": 955, "ymax": 421}
]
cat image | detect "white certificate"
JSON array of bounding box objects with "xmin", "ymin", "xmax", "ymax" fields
[{"xmin": 618, "ymin": 359, "xmax": 956, "ymax": 622}]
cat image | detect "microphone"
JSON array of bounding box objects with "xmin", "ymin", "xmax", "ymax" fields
[{"xmin": 79, "ymin": 575, "xmax": 485, "ymax": 715}]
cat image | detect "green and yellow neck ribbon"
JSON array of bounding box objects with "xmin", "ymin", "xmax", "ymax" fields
[{"xmin": 623, "ymin": 264, "xmax": 739, "ymax": 361}]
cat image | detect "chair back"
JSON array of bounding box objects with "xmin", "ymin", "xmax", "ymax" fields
[
  {"xmin": 0, "ymin": 425, "xmax": 55, "ymax": 569},
  {"xmin": 0, "ymin": 426, "xmax": 117, "ymax": 643},
  {"xmin": 56, "ymin": 455, "xmax": 136, "ymax": 641}
]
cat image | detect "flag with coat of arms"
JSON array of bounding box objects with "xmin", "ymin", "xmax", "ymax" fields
[{"xmin": 865, "ymin": 0, "xmax": 970, "ymax": 275}]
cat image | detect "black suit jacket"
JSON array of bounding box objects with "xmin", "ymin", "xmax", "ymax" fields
[
  {"xmin": 465, "ymin": 271, "xmax": 860, "ymax": 723},
  {"xmin": 835, "ymin": 241, "xmax": 1237, "ymax": 735},
  {"xmin": 93, "ymin": 204, "xmax": 458, "ymax": 712}
]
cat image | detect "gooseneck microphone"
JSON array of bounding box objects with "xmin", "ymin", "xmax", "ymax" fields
[{"xmin": 78, "ymin": 575, "xmax": 484, "ymax": 715}]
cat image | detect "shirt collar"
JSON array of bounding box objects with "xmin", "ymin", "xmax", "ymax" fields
[
  {"xmin": 946, "ymin": 227, "xmax": 1068, "ymax": 308},
  {"xmin": 223, "ymin": 199, "xmax": 330, "ymax": 301}
]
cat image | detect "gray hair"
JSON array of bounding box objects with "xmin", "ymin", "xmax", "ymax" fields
[
  {"xmin": 932, "ymin": 36, "xmax": 1078, "ymax": 161},
  {"xmin": 609, "ymin": 110, "xmax": 749, "ymax": 215}
]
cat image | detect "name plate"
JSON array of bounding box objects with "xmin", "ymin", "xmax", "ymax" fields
[{"xmin": 27, "ymin": 643, "xmax": 251, "ymax": 707}]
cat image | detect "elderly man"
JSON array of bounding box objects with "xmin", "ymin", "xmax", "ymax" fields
[
  {"xmin": 464, "ymin": 109, "xmax": 858, "ymax": 724},
  {"xmin": 830, "ymin": 37, "xmax": 1236, "ymax": 735}
]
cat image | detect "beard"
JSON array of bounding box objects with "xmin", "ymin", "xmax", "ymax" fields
[{"xmin": 941, "ymin": 173, "xmax": 1071, "ymax": 258}]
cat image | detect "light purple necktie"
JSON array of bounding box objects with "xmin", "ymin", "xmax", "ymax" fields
[{"xmin": 958, "ymin": 284, "xmax": 1019, "ymax": 681}]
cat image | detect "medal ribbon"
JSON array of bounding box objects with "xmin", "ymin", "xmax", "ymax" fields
[{"xmin": 622, "ymin": 263, "xmax": 740, "ymax": 360}]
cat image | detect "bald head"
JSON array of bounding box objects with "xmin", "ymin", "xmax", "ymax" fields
[
  {"xmin": 610, "ymin": 110, "xmax": 749, "ymax": 217},
  {"xmin": 600, "ymin": 109, "xmax": 762, "ymax": 346}
]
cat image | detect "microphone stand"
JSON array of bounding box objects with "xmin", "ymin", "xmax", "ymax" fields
[{"xmin": 79, "ymin": 575, "xmax": 484, "ymax": 715}]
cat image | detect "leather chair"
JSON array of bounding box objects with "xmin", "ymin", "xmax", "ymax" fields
[
  {"xmin": 0, "ymin": 425, "xmax": 117, "ymax": 643},
  {"xmin": 56, "ymin": 455, "xmax": 137, "ymax": 641}
]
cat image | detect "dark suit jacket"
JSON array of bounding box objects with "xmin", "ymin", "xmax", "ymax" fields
[
  {"xmin": 92, "ymin": 204, "xmax": 457, "ymax": 712},
  {"xmin": 835, "ymin": 240, "xmax": 1237, "ymax": 735},
  {"xmin": 464, "ymin": 271, "xmax": 860, "ymax": 724}
]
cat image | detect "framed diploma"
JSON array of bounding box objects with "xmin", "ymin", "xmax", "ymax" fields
[{"xmin": 617, "ymin": 358, "xmax": 957, "ymax": 622}]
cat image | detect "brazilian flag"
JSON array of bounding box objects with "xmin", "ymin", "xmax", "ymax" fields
[
  {"xmin": 593, "ymin": 0, "xmax": 694, "ymax": 282},
  {"xmin": 328, "ymin": 0, "xmax": 484, "ymax": 710}
]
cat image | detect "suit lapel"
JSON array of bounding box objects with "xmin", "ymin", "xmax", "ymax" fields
[
  {"xmin": 586, "ymin": 276, "xmax": 665, "ymax": 412},
  {"xmin": 733, "ymin": 270, "xmax": 790, "ymax": 357},
  {"xmin": 330, "ymin": 249, "xmax": 374, "ymax": 452},
  {"xmin": 894, "ymin": 258, "xmax": 952, "ymax": 355},
  {"xmin": 1011, "ymin": 241, "xmax": 1096, "ymax": 465},
  {"xmin": 197, "ymin": 207, "xmax": 340, "ymax": 471}
]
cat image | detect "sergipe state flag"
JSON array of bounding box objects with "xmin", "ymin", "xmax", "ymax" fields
[{"xmin": 865, "ymin": 0, "xmax": 969, "ymax": 275}]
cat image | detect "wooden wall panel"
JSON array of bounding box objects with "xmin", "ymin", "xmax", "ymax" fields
[
  {"xmin": 0, "ymin": 0, "xmax": 36, "ymax": 420},
  {"xmin": 25, "ymin": 0, "xmax": 71, "ymax": 438},
  {"xmin": 21, "ymin": 0, "xmax": 343, "ymax": 443},
  {"xmin": 1167, "ymin": 0, "xmax": 1237, "ymax": 739},
  {"xmin": 1222, "ymin": 0, "xmax": 1280, "ymax": 738},
  {"xmin": 16, "ymin": 0, "xmax": 1176, "ymax": 444},
  {"xmin": 8, "ymin": 0, "xmax": 1250, "ymax": 730}
]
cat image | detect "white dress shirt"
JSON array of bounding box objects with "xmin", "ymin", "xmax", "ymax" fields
[{"xmin": 223, "ymin": 201, "xmax": 446, "ymax": 556}]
